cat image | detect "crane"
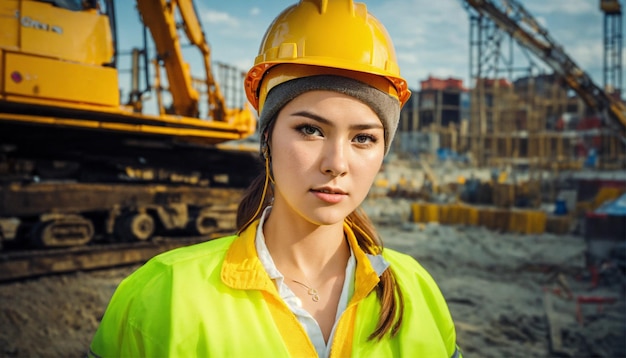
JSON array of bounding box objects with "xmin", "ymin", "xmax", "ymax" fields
[
  {"xmin": 462, "ymin": 0, "xmax": 626, "ymax": 141},
  {"xmin": 600, "ymin": 0, "xmax": 623, "ymax": 96}
]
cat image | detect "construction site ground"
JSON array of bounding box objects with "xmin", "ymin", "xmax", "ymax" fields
[
  {"xmin": 1, "ymin": 208, "xmax": 624, "ymax": 357},
  {"xmin": 1, "ymin": 160, "xmax": 625, "ymax": 357}
]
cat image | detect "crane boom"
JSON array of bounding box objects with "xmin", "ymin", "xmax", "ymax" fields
[
  {"xmin": 135, "ymin": 0, "xmax": 198, "ymax": 117},
  {"xmin": 463, "ymin": 0, "xmax": 626, "ymax": 137},
  {"xmin": 136, "ymin": 0, "xmax": 227, "ymax": 121}
]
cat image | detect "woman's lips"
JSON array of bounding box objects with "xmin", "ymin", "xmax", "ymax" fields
[{"xmin": 310, "ymin": 187, "xmax": 347, "ymax": 204}]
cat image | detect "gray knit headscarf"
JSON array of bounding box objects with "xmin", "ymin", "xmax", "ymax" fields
[{"xmin": 258, "ymin": 75, "xmax": 400, "ymax": 155}]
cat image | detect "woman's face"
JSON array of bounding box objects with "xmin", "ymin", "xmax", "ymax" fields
[{"xmin": 268, "ymin": 90, "xmax": 385, "ymax": 226}]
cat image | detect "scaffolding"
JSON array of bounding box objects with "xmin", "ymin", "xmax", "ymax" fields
[{"xmin": 463, "ymin": 0, "xmax": 626, "ymax": 169}]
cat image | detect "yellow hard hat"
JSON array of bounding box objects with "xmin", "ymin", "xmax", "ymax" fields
[{"xmin": 244, "ymin": 0, "xmax": 411, "ymax": 113}]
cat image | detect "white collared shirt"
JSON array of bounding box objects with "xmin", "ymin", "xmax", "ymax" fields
[{"xmin": 254, "ymin": 207, "xmax": 389, "ymax": 358}]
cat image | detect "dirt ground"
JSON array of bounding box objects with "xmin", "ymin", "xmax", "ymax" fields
[{"xmin": 1, "ymin": 198, "xmax": 625, "ymax": 357}]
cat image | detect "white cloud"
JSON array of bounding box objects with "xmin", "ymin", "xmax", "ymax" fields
[
  {"xmin": 202, "ymin": 9, "xmax": 239, "ymax": 28},
  {"xmin": 523, "ymin": 0, "xmax": 595, "ymax": 15},
  {"xmin": 566, "ymin": 41, "xmax": 603, "ymax": 70},
  {"xmin": 199, "ymin": 0, "xmax": 612, "ymax": 92},
  {"xmin": 369, "ymin": 0, "xmax": 471, "ymax": 86},
  {"xmin": 398, "ymin": 52, "xmax": 419, "ymax": 65}
]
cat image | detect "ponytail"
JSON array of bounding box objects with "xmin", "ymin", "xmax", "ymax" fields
[
  {"xmin": 236, "ymin": 172, "xmax": 273, "ymax": 234},
  {"xmin": 346, "ymin": 208, "xmax": 404, "ymax": 340}
]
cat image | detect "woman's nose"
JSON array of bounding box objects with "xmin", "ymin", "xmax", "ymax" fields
[{"xmin": 320, "ymin": 141, "xmax": 348, "ymax": 177}]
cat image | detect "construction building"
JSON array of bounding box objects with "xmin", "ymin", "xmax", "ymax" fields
[
  {"xmin": 397, "ymin": 71, "xmax": 624, "ymax": 170},
  {"xmin": 396, "ymin": 0, "xmax": 626, "ymax": 170},
  {"xmin": 396, "ymin": 76, "xmax": 469, "ymax": 157},
  {"xmin": 463, "ymin": 0, "xmax": 625, "ymax": 170},
  {"xmin": 464, "ymin": 74, "xmax": 625, "ymax": 170}
]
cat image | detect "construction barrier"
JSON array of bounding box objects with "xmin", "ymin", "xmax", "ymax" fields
[
  {"xmin": 493, "ymin": 183, "xmax": 516, "ymax": 208},
  {"xmin": 545, "ymin": 215, "xmax": 572, "ymax": 235},
  {"xmin": 478, "ymin": 207, "xmax": 495, "ymax": 230},
  {"xmin": 411, "ymin": 202, "xmax": 552, "ymax": 234},
  {"xmin": 463, "ymin": 206, "xmax": 480, "ymax": 226},
  {"xmin": 438, "ymin": 204, "xmax": 451, "ymax": 225},
  {"xmin": 508, "ymin": 209, "xmax": 546, "ymax": 234},
  {"xmin": 423, "ymin": 203, "xmax": 440, "ymax": 223}
]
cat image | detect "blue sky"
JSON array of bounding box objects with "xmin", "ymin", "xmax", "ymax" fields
[{"xmin": 115, "ymin": 0, "xmax": 617, "ymax": 99}]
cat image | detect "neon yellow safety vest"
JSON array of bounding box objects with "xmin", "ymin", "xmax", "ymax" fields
[{"xmin": 89, "ymin": 220, "xmax": 461, "ymax": 357}]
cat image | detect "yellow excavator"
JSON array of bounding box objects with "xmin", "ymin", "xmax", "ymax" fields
[
  {"xmin": 0, "ymin": 0, "xmax": 259, "ymax": 248},
  {"xmin": 1, "ymin": 0, "xmax": 255, "ymax": 142}
]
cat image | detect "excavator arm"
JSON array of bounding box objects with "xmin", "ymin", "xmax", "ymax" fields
[
  {"xmin": 135, "ymin": 0, "xmax": 227, "ymax": 122},
  {"xmin": 177, "ymin": 1, "xmax": 227, "ymax": 122},
  {"xmin": 463, "ymin": 0, "xmax": 626, "ymax": 138}
]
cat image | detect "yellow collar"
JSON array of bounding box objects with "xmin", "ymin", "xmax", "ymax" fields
[{"xmin": 221, "ymin": 220, "xmax": 380, "ymax": 303}]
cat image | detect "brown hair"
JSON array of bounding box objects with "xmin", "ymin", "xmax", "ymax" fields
[{"xmin": 236, "ymin": 165, "xmax": 405, "ymax": 340}]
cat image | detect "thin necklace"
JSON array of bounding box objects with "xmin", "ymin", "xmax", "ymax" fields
[{"xmin": 292, "ymin": 280, "xmax": 320, "ymax": 302}]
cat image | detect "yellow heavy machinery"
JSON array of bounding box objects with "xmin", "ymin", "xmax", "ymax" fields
[{"xmin": 0, "ymin": 0, "xmax": 259, "ymax": 248}]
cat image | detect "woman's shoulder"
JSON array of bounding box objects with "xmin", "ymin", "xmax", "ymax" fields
[
  {"xmin": 381, "ymin": 248, "xmax": 442, "ymax": 297},
  {"xmin": 381, "ymin": 248, "xmax": 457, "ymax": 346},
  {"xmin": 381, "ymin": 248, "xmax": 429, "ymax": 275},
  {"xmin": 90, "ymin": 234, "xmax": 244, "ymax": 355},
  {"xmin": 118, "ymin": 234, "xmax": 239, "ymax": 288},
  {"xmin": 149, "ymin": 234, "xmax": 238, "ymax": 267}
]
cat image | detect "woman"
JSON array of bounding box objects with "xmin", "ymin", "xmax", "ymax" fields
[{"xmin": 89, "ymin": 1, "xmax": 461, "ymax": 357}]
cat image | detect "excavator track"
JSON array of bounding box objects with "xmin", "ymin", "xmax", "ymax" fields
[{"xmin": 0, "ymin": 233, "xmax": 231, "ymax": 282}]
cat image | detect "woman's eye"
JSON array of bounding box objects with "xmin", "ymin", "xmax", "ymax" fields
[
  {"xmin": 298, "ymin": 125, "xmax": 322, "ymax": 136},
  {"xmin": 354, "ymin": 134, "xmax": 376, "ymax": 144}
]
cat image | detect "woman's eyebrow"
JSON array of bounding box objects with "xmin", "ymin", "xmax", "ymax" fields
[
  {"xmin": 289, "ymin": 110, "xmax": 383, "ymax": 130},
  {"xmin": 290, "ymin": 110, "xmax": 332, "ymax": 125}
]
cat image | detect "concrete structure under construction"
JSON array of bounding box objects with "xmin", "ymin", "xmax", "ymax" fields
[{"xmin": 396, "ymin": 76, "xmax": 469, "ymax": 157}]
